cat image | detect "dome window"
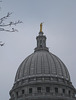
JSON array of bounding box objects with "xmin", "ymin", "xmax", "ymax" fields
[
  {"xmin": 37, "ymin": 87, "xmax": 41, "ymax": 93},
  {"xmin": 40, "ymin": 40, "xmax": 42, "ymax": 48},
  {"xmin": 22, "ymin": 90, "xmax": 25, "ymax": 94},
  {"xmin": 46, "ymin": 87, "xmax": 50, "ymax": 93},
  {"xmin": 29, "ymin": 88, "xmax": 32, "ymax": 94},
  {"xmin": 69, "ymin": 90, "xmax": 71, "ymax": 96},
  {"xmin": 63, "ymin": 89, "xmax": 65, "ymax": 94},
  {"xmin": 55, "ymin": 87, "xmax": 58, "ymax": 93},
  {"xmin": 40, "ymin": 40, "xmax": 42, "ymax": 44},
  {"xmin": 16, "ymin": 92, "xmax": 18, "ymax": 97}
]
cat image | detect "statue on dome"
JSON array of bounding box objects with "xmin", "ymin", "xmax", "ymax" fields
[{"xmin": 40, "ymin": 22, "xmax": 43, "ymax": 32}]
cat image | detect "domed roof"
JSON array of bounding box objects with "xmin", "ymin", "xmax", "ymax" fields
[
  {"xmin": 10, "ymin": 24, "xmax": 76, "ymax": 100},
  {"xmin": 15, "ymin": 50, "xmax": 70, "ymax": 82},
  {"xmin": 15, "ymin": 23, "xmax": 70, "ymax": 82}
]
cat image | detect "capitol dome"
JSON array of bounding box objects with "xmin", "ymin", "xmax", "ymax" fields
[
  {"xmin": 15, "ymin": 50, "xmax": 70, "ymax": 82},
  {"xmin": 10, "ymin": 23, "xmax": 76, "ymax": 100}
]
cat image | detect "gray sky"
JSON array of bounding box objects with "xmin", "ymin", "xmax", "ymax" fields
[{"xmin": 0, "ymin": 0, "xmax": 76, "ymax": 100}]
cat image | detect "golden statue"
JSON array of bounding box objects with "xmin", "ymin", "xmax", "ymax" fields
[{"xmin": 40, "ymin": 23, "xmax": 43, "ymax": 32}]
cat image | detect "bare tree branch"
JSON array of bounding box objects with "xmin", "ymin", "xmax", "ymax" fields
[
  {"xmin": 0, "ymin": 2, "xmax": 22, "ymax": 32},
  {"xmin": 0, "ymin": 12, "xmax": 12, "ymax": 24},
  {"xmin": 0, "ymin": 12, "xmax": 22, "ymax": 27},
  {"xmin": 0, "ymin": 27, "xmax": 18, "ymax": 32},
  {"xmin": 0, "ymin": 1, "xmax": 22, "ymax": 46}
]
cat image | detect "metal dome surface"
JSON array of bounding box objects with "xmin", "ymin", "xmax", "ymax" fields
[
  {"xmin": 10, "ymin": 24, "xmax": 76, "ymax": 100},
  {"xmin": 15, "ymin": 50, "xmax": 70, "ymax": 82}
]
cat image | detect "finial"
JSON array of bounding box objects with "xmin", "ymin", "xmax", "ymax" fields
[{"xmin": 40, "ymin": 22, "xmax": 43, "ymax": 32}]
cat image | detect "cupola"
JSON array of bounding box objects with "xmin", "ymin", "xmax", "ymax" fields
[{"xmin": 35, "ymin": 23, "xmax": 49, "ymax": 51}]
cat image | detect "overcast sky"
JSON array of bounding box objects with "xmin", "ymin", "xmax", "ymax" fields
[{"xmin": 0, "ymin": 0, "xmax": 76, "ymax": 100}]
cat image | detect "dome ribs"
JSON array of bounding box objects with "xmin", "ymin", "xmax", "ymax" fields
[
  {"xmin": 15, "ymin": 60, "xmax": 24, "ymax": 81},
  {"xmin": 33, "ymin": 52, "xmax": 38, "ymax": 75},
  {"xmin": 49, "ymin": 53, "xmax": 57, "ymax": 75},
  {"xmin": 61, "ymin": 61, "xmax": 71, "ymax": 81},
  {"xmin": 52, "ymin": 54, "xmax": 63, "ymax": 76},
  {"xmin": 41, "ymin": 52, "xmax": 44, "ymax": 74},
  {"xmin": 19, "ymin": 60, "xmax": 26, "ymax": 79},
  {"xmin": 22, "ymin": 56, "xmax": 31, "ymax": 77},
  {"xmin": 22, "ymin": 54, "xmax": 32, "ymax": 77},
  {"xmin": 36, "ymin": 51, "xmax": 42, "ymax": 74},
  {"xmin": 15, "ymin": 66, "xmax": 20, "ymax": 81},
  {"xmin": 35, "ymin": 52, "xmax": 38, "ymax": 75},
  {"xmin": 46, "ymin": 52, "xmax": 52, "ymax": 75},
  {"xmin": 55, "ymin": 56, "xmax": 64, "ymax": 77},
  {"xmin": 45, "ymin": 52, "xmax": 50, "ymax": 74},
  {"xmin": 15, "ymin": 51, "xmax": 71, "ymax": 82},
  {"xmin": 29, "ymin": 52, "xmax": 37, "ymax": 75},
  {"xmin": 57, "ymin": 57, "xmax": 67, "ymax": 79},
  {"xmin": 27, "ymin": 54, "xmax": 34, "ymax": 75}
]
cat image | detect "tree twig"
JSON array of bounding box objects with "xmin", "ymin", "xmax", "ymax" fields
[{"xmin": 0, "ymin": 12, "xmax": 22, "ymax": 32}]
